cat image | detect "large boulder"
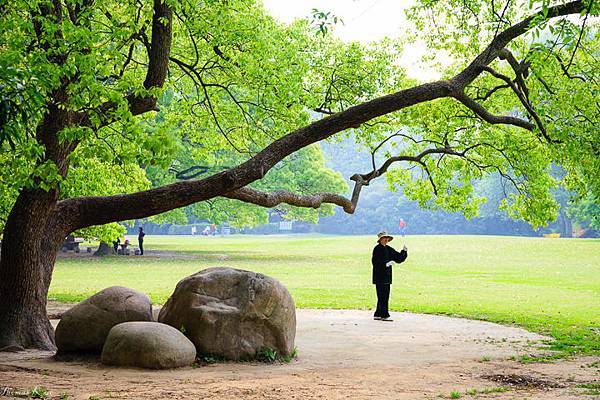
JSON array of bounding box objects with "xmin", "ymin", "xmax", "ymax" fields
[
  {"xmin": 158, "ymin": 267, "xmax": 296, "ymax": 360},
  {"xmin": 55, "ymin": 286, "xmax": 152, "ymax": 353},
  {"xmin": 101, "ymin": 322, "xmax": 196, "ymax": 369}
]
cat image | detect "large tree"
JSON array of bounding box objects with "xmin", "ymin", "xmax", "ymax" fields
[{"xmin": 0, "ymin": 0, "xmax": 597, "ymax": 350}]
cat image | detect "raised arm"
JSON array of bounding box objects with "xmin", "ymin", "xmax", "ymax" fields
[{"xmin": 390, "ymin": 247, "xmax": 408, "ymax": 264}]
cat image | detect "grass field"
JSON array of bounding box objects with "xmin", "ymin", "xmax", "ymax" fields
[{"xmin": 50, "ymin": 234, "xmax": 600, "ymax": 356}]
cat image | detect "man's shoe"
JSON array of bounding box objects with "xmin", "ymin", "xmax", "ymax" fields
[
  {"xmin": 380, "ymin": 317, "xmax": 394, "ymax": 321},
  {"xmin": 373, "ymin": 317, "xmax": 382, "ymax": 320}
]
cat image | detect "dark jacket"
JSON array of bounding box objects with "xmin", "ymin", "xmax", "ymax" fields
[{"xmin": 371, "ymin": 243, "xmax": 407, "ymax": 284}]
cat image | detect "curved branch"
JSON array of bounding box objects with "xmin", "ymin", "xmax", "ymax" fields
[
  {"xmin": 348, "ymin": 144, "xmax": 493, "ymax": 207},
  {"xmin": 554, "ymin": 54, "xmax": 588, "ymax": 82},
  {"xmin": 224, "ymin": 142, "xmax": 480, "ymax": 213},
  {"xmin": 370, "ymin": 147, "xmax": 464, "ymax": 178},
  {"xmin": 347, "ymin": 146, "xmax": 467, "ymax": 204},
  {"xmin": 370, "ymin": 132, "xmax": 403, "ymax": 170},
  {"xmin": 475, "ymin": 83, "xmax": 510, "ymax": 101},
  {"xmin": 452, "ymin": 92, "xmax": 536, "ymax": 131},
  {"xmin": 565, "ymin": 0, "xmax": 593, "ymax": 71},
  {"xmin": 480, "ymin": 66, "xmax": 550, "ymax": 139},
  {"xmin": 224, "ymin": 187, "xmax": 356, "ymax": 214}
]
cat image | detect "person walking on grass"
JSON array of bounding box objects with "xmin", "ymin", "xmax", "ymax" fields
[
  {"xmin": 372, "ymin": 231, "xmax": 408, "ymax": 321},
  {"xmin": 138, "ymin": 227, "xmax": 146, "ymax": 255}
]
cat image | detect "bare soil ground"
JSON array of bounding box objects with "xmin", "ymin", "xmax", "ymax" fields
[{"xmin": 1, "ymin": 308, "xmax": 598, "ymax": 399}]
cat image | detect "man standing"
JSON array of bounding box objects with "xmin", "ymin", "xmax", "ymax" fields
[
  {"xmin": 371, "ymin": 231, "xmax": 408, "ymax": 321},
  {"xmin": 138, "ymin": 227, "xmax": 146, "ymax": 255}
]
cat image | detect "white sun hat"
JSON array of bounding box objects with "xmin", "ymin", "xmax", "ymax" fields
[{"xmin": 377, "ymin": 231, "xmax": 394, "ymax": 242}]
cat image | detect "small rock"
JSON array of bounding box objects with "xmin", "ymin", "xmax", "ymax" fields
[{"xmin": 101, "ymin": 322, "xmax": 196, "ymax": 369}]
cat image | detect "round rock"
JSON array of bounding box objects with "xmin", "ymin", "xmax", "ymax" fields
[
  {"xmin": 158, "ymin": 267, "xmax": 296, "ymax": 360},
  {"xmin": 101, "ymin": 322, "xmax": 196, "ymax": 369},
  {"xmin": 55, "ymin": 286, "xmax": 152, "ymax": 353}
]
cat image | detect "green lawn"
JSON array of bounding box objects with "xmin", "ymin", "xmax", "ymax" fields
[{"xmin": 50, "ymin": 234, "xmax": 600, "ymax": 356}]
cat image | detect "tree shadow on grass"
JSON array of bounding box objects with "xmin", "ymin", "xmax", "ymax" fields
[{"xmin": 57, "ymin": 249, "xmax": 323, "ymax": 264}]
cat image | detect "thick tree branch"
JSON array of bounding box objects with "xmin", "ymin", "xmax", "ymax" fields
[
  {"xmin": 143, "ymin": 0, "xmax": 172, "ymax": 89},
  {"xmin": 59, "ymin": 79, "xmax": 454, "ymax": 230},
  {"xmin": 224, "ymin": 187, "xmax": 356, "ymax": 214},
  {"xmin": 32, "ymin": 0, "xmax": 80, "ymax": 177},
  {"xmin": 66, "ymin": 0, "xmax": 94, "ymax": 26}
]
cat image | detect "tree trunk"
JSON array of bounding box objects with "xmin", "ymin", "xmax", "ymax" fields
[
  {"xmin": 559, "ymin": 209, "xmax": 573, "ymax": 238},
  {"xmin": 0, "ymin": 190, "xmax": 63, "ymax": 351},
  {"xmin": 564, "ymin": 217, "xmax": 573, "ymax": 238},
  {"xmin": 93, "ymin": 241, "xmax": 113, "ymax": 256}
]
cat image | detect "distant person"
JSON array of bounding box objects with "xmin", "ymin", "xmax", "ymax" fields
[
  {"xmin": 138, "ymin": 227, "xmax": 146, "ymax": 255},
  {"xmin": 203, "ymin": 226, "xmax": 210, "ymax": 236},
  {"xmin": 399, "ymin": 218, "xmax": 407, "ymax": 237},
  {"xmin": 371, "ymin": 231, "xmax": 408, "ymax": 321},
  {"xmin": 191, "ymin": 226, "xmax": 197, "ymax": 235},
  {"xmin": 122, "ymin": 239, "xmax": 130, "ymax": 252},
  {"xmin": 112, "ymin": 238, "xmax": 120, "ymax": 254},
  {"xmin": 210, "ymin": 223, "xmax": 217, "ymax": 236}
]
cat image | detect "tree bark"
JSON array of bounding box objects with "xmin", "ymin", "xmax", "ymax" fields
[
  {"xmin": 93, "ymin": 242, "xmax": 114, "ymax": 256},
  {"xmin": 0, "ymin": 190, "xmax": 63, "ymax": 351}
]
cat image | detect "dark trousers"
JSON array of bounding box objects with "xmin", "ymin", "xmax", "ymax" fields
[
  {"xmin": 138, "ymin": 239, "xmax": 144, "ymax": 255},
  {"xmin": 374, "ymin": 284, "xmax": 391, "ymax": 318}
]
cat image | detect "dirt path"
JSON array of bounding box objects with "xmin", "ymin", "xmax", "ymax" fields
[{"xmin": 1, "ymin": 309, "xmax": 598, "ymax": 399}]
